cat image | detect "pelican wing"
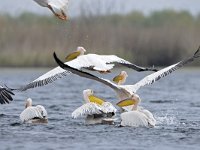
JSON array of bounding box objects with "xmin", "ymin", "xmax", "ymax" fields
[
  {"xmin": 125, "ymin": 47, "xmax": 200, "ymax": 93},
  {"xmin": 20, "ymin": 106, "xmax": 44, "ymax": 122},
  {"xmin": 15, "ymin": 66, "xmax": 70, "ymax": 91},
  {"xmin": 96, "ymin": 55, "xmax": 158, "ymax": 72},
  {"xmin": 101, "ymin": 102, "xmax": 117, "ymax": 113},
  {"xmin": 0, "ymin": 86, "xmax": 15, "ymax": 104},
  {"xmin": 72, "ymin": 103, "xmax": 103, "ymax": 119}
]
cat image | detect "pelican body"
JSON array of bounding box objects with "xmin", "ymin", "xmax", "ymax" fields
[
  {"xmin": 117, "ymin": 97, "xmax": 156, "ymax": 127},
  {"xmin": 72, "ymin": 89, "xmax": 117, "ymax": 125},
  {"xmin": 20, "ymin": 98, "xmax": 48, "ymax": 124}
]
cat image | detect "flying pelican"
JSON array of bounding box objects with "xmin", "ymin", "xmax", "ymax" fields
[
  {"xmin": 72, "ymin": 89, "xmax": 117, "ymax": 125},
  {"xmin": 53, "ymin": 46, "xmax": 200, "ymax": 102},
  {"xmin": 33, "ymin": 0, "xmax": 68, "ymax": 20},
  {"xmin": 116, "ymin": 96, "xmax": 156, "ymax": 127},
  {"xmin": 8, "ymin": 47, "xmax": 156, "ymax": 92},
  {"xmin": 0, "ymin": 85, "xmax": 14, "ymax": 104},
  {"xmin": 65, "ymin": 47, "xmax": 86, "ymax": 62},
  {"xmin": 113, "ymin": 71, "xmax": 128, "ymax": 85},
  {"xmin": 20, "ymin": 98, "xmax": 48, "ymax": 123}
]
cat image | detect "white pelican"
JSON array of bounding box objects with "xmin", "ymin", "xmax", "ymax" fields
[
  {"xmin": 113, "ymin": 71, "xmax": 128, "ymax": 85},
  {"xmin": 72, "ymin": 89, "xmax": 117, "ymax": 125},
  {"xmin": 65, "ymin": 47, "xmax": 86, "ymax": 62},
  {"xmin": 117, "ymin": 96, "xmax": 156, "ymax": 127},
  {"xmin": 20, "ymin": 98, "xmax": 48, "ymax": 123},
  {"xmin": 0, "ymin": 85, "xmax": 14, "ymax": 104},
  {"xmin": 33, "ymin": 0, "xmax": 68, "ymax": 20},
  {"xmin": 10, "ymin": 47, "xmax": 156, "ymax": 91},
  {"xmin": 53, "ymin": 46, "xmax": 200, "ymax": 101}
]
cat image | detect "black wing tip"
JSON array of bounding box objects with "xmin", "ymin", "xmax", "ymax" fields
[{"xmin": 194, "ymin": 45, "xmax": 200, "ymax": 57}]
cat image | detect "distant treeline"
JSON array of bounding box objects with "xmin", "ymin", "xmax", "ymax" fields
[{"xmin": 0, "ymin": 10, "xmax": 200, "ymax": 67}]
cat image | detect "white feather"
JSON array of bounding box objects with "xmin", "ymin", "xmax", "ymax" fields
[
  {"xmin": 120, "ymin": 107, "xmax": 156, "ymax": 127},
  {"xmin": 101, "ymin": 102, "xmax": 117, "ymax": 113},
  {"xmin": 71, "ymin": 103, "xmax": 103, "ymax": 119},
  {"xmin": 72, "ymin": 102, "xmax": 117, "ymax": 119}
]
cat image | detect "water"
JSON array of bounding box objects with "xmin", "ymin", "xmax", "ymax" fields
[{"xmin": 0, "ymin": 68, "xmax": 200, "ymax": 150}]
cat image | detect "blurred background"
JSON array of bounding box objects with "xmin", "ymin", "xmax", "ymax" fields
[{"xmin": 0, "ymin": 0, "xmax": 200, "ymax": 67}]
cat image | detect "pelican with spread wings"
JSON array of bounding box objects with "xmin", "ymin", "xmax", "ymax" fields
[
  {"xmin": 53, "ymin": 47, "xmax": 200, "ymax": 127},
  {"xmin": 7, "ymin": 47, "xmax": 156, "ymax": 92}
]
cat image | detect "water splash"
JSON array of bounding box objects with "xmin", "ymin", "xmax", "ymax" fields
[{"xmin": 154, "ymin": 112, "xmax": 179, "ymax": 125}]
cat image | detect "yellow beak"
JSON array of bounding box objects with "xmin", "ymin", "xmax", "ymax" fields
[
  {"xmin": 88, "ymin": 95, "xmax": 105, "ymax": 105},
  {"xmin": 116, "ymin": 98, "xmax": 137, "ymax": 107}
]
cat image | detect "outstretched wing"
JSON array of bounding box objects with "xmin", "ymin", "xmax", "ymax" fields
[
  {"xmin": 125, "ymin": 46, "xmax": 200, "ymax": 93},
  {"xmin": 72, "ymin": 103, "xmax": 103, "ymax": 119},
  {"xmin": 0, "ymin": 86, "xmax": 15, "ymax": 104},
  {"xmin": 95, "ymin": 55, "xmax": 158, "ymax": 72},
  {"xmin": 15, "ymin": 67, "xmax": 70, "ymax": 91}
]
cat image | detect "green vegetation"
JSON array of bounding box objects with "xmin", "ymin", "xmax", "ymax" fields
[{"xmin": 0, "ymin": 10, "xmax": 200, "ymax": 67}]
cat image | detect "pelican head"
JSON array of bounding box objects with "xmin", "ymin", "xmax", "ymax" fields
[
  {"xmin": 116, "ymin": 94, "xmax": 141, "ymax": 111},
  {"xmin": 113, "ymin": 71, "xmax": 128, "ymax": 85},
  {"xmin": 25, "ymin": 98, "xmax": 32, "ymax": 108},
  {"xmin": 121, "ymin": 71, "xmax": 128, "ymax": 78},
  {"xmin": 77, "ymin": 47, "xmax": 86, "ymax": 55},
  {"xmin": 83, "ymin": 89, "xmax": 93, "ymax": 103}
]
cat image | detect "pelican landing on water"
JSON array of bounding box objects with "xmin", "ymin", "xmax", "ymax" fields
[
  {"xmin": 72, "ymin": 89, "xmax": 117, "ymax": 125},
  {"xmin": 54, "ymin": 46, "xmax": 200, "ymax": 127},
  {"xmin": 20, "ymin": 98, "xmax": 48, "ymax": 124},
  {"xmin": 33, "ymin": 0, "xmax": 69, "ymax": 20}
]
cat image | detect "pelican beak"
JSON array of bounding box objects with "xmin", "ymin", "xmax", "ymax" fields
[
  {"xmin": 88, "ymin": 95, "xmax": 105, "ymax": 105},
  {"xmin": 116, "ymin": 98, "xmax": 137, "ymax": 107}
]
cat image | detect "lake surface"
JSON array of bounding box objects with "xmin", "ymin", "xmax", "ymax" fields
[{"xmin": 0, "ymin": 68, "xmax": 200, "ymax": 150}]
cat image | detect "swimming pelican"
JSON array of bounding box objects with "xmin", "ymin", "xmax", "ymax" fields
[
  {"xmin": 0, "ymin": 85, "xmax": 14, "ymax": 104},
  {"xmin": 72, "ymin": 89, "xmax": 117, "ymax": 124},
  {"xmin": 10, "ymin": 47, "xmax": 156, "ymax": 92},
  {"xmin": 20, "ymin": 98, "xmax": 48, "ymax": 123},
  {"xmin": 53, "ymin": 46, "xmax": 200, "ymax": 101},
  {"xmin": 33, "ymin": 0, "xmax": 68, "ymax": 20},
  {"xmin": 65, "ymin": 47, "xmax": 86, "ymax": 62},
  {"xmin": 117, "ymin": 96, "xmax": 156, "ymax": 127},
  {"xmin": 113, "ymin": 71, "xmax": 128, "ymax": 85}
]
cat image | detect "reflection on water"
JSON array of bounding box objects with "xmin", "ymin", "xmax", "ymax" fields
[{"xmin": 0, "ymin": 68, "xmax": 200, "ymax": 150}]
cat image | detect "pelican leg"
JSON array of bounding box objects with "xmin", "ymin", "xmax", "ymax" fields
[
  {"xmin": 48, "ymin": 5, "xmax": 67, "ymax": 20},
  {"xmin": 99, "ymin": 70, "xmax": 111, "ymax": 74}
]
